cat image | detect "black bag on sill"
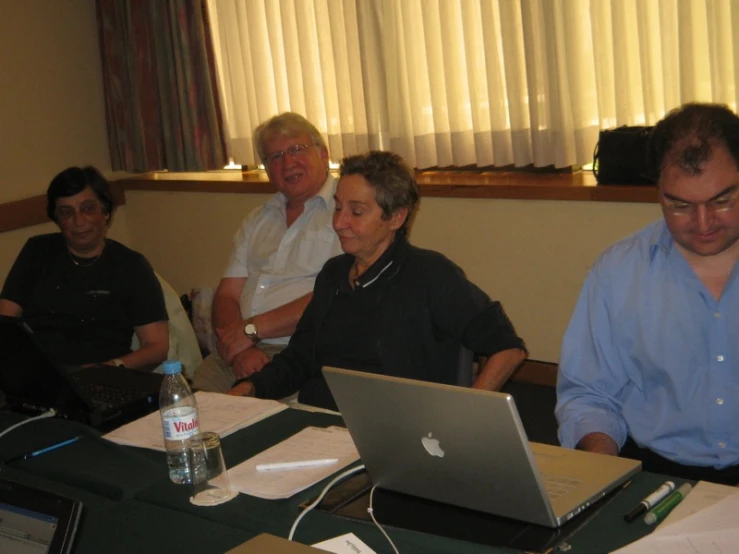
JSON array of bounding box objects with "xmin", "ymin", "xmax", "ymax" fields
[{"xmin": 593, "ymin": 126, "xmax": 655, "ymax": 185}]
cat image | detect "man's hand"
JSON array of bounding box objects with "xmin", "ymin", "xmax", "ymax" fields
[
  {"xmin": 231, "ymin": 347, "xmax": 270, "ymax": 380},
  {"xmin": 215, "ymin": 320, "xmax": 254, "ymax": 364},
  {"xmin": 227, "ymin": 381, "xmax": 256, "ymax": 397},
  {"xmin": 576, "ymin": 432, "xmax": 619, "ymax": 456}
]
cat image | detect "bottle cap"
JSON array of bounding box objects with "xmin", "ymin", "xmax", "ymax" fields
[{"xmin": 162, "ymin": 360, "xmax": 182, "ymax": 375}]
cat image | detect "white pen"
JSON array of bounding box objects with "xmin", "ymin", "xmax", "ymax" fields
[{"xmin": 256, "ymin": 458, "xmax": 339, "ymax": 471}]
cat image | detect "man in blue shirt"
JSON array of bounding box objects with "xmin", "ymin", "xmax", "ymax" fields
[{"xmin": 556, "ymin": 103, "xmax": 739, "ymax": 484}]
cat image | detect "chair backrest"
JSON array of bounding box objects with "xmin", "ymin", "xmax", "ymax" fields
[
  {"xmin": 131, "ymin": 273, "xmax": 203, "ymax": 378},
  {"xmin": 457, "ymin": 345, "xmax": 475, "ymax": 387}
]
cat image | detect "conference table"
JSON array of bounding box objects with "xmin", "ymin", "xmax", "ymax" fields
[{"xmin": 0, "ymin": 408, "xmax": 677, "ymax": 553}]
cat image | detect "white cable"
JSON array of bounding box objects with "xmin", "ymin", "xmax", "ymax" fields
[
  {"xmin": 368, "ymin": 485, "xmax": 400, "ymax": 554},
  {"xmin": 0, "ymin": 409, "xmax": 57, "ymax": 441},
  {"xmin": 288, "ymin": 463, "xmax": 366, "ymax": 541}
]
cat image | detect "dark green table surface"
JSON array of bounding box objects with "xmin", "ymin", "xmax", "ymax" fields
[{"xmin": 0, "ymin": 410, "xmax": 677, "ymax": 553}]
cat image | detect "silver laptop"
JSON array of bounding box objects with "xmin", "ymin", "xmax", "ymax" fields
[{"xmin": 323, "ymin": 367, "xmax": 641, "ymax": 528}]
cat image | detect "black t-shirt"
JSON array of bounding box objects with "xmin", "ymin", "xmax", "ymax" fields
[{"xmin": 1, "ymin": 233, "xmax": 167, "ymax": 365}]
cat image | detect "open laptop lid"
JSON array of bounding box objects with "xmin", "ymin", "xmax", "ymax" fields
[
  {"xmin": 323, "ymin": 366, "xmax": 640, "ymax": 528},
  {"xmin": 0, "ymin": 316, "xmax": 94, "ymax": 417},
  {"xmin": 0, "ymin": 479, "xmax": 83, "ymax": 554},
  {"xmin": 0, "ymin": 317, "xmax": 163, "ymax": 430}
]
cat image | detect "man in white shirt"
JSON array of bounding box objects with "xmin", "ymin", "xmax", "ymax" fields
[{"xmin": 192, "ymin": 113, "xmax": 341, "ymax": 392}]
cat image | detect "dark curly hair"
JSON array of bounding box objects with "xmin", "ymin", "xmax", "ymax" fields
[
  {"xmin": 339, "ymin": 151, "xmax": 420, "ymax": 237},
  {"xmin": 647, "ymin": 103, "xmax": 739, "ymax": 182}
]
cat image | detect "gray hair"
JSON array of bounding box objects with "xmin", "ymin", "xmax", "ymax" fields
[
  {"xmin": 253, "ymin": 112, "xmax": 328, "ymax": 166},
  {"xmin": 339, "ymin": 151, "xmax": 419, "ymax": 237}
]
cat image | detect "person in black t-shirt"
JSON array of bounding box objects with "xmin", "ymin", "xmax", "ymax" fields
[{"xmin": 0, "ymin": 166, "xmax": 168, "ymax": 370}]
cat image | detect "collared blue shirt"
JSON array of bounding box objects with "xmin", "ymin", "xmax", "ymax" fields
[{"xmin": 556, "ymin": 220, "xmax": 739, "ymax": 468}]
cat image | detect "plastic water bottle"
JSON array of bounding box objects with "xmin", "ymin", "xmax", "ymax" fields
[{"xmin": 160, "ymin": 360, "xmax": 200, "ymax": 484}]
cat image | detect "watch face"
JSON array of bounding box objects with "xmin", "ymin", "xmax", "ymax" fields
[{"xmin": 244, "ymin": 323, "xmax": 257, "ymax": 336}]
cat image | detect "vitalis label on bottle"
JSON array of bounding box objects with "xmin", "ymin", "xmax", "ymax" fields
[{"xmin": 162, "ymin": 407, "xmax": 200, "ymax": 440}]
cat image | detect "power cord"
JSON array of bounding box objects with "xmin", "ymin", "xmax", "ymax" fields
[
  {"xmin": 289, "ymin": 464, "xmax": 400, "ymax": 554},
  {"xmin": 368, "ymin": 485, "xmax": 400, "ymax": 554},
  {"xmin": 288, "ymin": 463, "xmax": 366, "ymax": 541},
  {"xmin": 0, "ymin": 408, "xmax": 57, "ymax": 441}
]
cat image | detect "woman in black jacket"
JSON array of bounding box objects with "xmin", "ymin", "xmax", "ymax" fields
[{"xmin": 229, "ymin": 151, "xmax": 526, "ymax": 410}]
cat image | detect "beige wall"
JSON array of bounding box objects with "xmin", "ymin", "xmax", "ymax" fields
[
  {"xmin": 0, "ymin": 1, "xmax": 125, "ymax": 281},
  {"xmin": 123, "ymin": 190, "xmax": 661, "ymax": 363}
]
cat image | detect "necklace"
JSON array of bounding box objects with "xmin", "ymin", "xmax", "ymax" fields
[
  {"xmin": 68, "ymin": 241, "xmax": 106, "ymax": 268},
  {"xmin": 349, "ymin": 261, "xmax": 364, "ymax": 281}
]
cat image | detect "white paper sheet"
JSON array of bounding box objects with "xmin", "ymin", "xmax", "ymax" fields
[
  {"xmin": 313, "ymin": 533, "xmax": 377, "ymax": 554},
  {"xmin": 612, "ymin": 489, "xmax": 739, "ymax": 554},
  {"xmin": 103, "ymin": 391, "xmax": 287, "ymax": 450},
  {"xmin": 228, "ymin": 426, "xmax": 360, "ymax": 499},
  {"xmin": 659, "ymin": 480, "xmax": 739, "ymax": 528}
]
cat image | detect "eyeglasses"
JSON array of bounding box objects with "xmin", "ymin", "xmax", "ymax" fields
[
  {"xmin": 55, "ymin": 200, "xmax": 104, "ymax": 222},
  {"xmin": 662, "ymin": 188, "xmax": 739, "ymax": 217},
  {"xmin": 265, "ymin": 143, "xmax": 314, "ymax": 165}
]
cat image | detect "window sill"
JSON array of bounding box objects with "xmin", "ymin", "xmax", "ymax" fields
[{"xmin": 116, "ymin": 170, "xmax": 658, "ymax": 203}]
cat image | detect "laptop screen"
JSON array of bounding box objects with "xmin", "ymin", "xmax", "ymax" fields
[
  {"xmin": 0, "ymin": 317, "xmax": 92, "ymax": 416},
  {"xmin": 0, "ymin": 480, "xmax": 82, "ymax": 554},
  {"xmin": 0, "ymin": 500, "xmax": 59, "ymax": 553}
]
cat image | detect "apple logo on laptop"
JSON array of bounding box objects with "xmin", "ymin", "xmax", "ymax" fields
[{"xmin": 421, "ymin": 432, "xmax": 445, "ymax": 457}]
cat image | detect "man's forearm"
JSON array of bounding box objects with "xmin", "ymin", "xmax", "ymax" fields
[
  {"xmin": 576, "ymin": 432, "xmax": 619, "ymax": 456},
  {"xmin": 212, "ymin": 295, "xmax": 244, "ymax": 330},
  {"xmin": 248, "ymin": 293, "xmax": 312, "ymax": 340},
  {"xmin": 214, "ymin": 293, "xmax": 312, "ymax": 341}
]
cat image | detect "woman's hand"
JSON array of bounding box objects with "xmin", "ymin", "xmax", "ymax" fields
[
  {"xmin": 227, "ymin": 381, "xmax": 256, "ymax": 397},
  {"xmin": 231, "ymin": 347, "xmax": 270, "ymax": 379}
]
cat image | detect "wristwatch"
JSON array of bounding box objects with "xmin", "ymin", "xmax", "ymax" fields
[{"xmin": 244, "ymin": 321, "xmax": 261, "ymax": 344}]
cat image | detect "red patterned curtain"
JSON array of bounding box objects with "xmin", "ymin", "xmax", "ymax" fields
[{"xmin": 97, "ymin": 0, "xmax": 228, "ymax": 172}]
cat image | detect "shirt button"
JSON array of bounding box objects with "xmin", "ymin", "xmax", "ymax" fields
[
  {"xmin": 714, "ymin": 312, "xmax": 721, "ymax": 318},
  {"xmin": 716, "ymin": 398, "xmax": 724, "ymax": 405},
  {"xmin": 717, "ymin": 355, "xmax": 725, "ymax": 362},
  {"xmin": 719, "ymin": 441, "xmax": 727, "ymax": 448}
]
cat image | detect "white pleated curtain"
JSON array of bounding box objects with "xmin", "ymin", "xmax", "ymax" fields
[{"xmin": 207, "ymin": 0, "xmax": 739, "ymax": 169}]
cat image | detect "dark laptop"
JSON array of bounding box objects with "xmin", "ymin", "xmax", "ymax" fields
[
  {"xmin": 0, "ymin": 479, "xmax": 83, "ymax": 554},
  {"xmin": 0, "ymin": 317, "xmax": 162, "ymax": 430}
]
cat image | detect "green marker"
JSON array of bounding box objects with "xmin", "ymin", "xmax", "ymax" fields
[{"xmin": 644, "ymin": 482, "xmax": 692, "ymax": 525}]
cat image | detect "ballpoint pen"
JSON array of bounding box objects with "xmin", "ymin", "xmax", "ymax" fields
[{"xmin": 3, "ymin": 436, "xmax": 83, "ymax": 464}]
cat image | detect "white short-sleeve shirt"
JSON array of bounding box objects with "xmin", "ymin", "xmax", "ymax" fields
[{"xmin": 223, "ymin": 175, "xmax": 341, "ymax": 345}]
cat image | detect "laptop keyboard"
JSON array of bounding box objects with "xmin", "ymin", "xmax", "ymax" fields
[
  {"xmin": 72, "ymin": 379, "xmax": 148, "ymax": 410},
  {"xmin": 541, "ymin": 474, "xmax": 581, "ymax": 499}
]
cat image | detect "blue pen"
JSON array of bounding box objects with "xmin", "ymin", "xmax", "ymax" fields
[{"xmin": 4, "ymin": 436, "xmax": 83, "ymax": 464}]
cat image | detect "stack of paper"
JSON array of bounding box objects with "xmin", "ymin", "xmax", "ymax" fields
[
  {"xmin": 228, "ymin": 426, "xmax": 360, "ymax": 499},
  {"xmin": 104, "ymin": 391, "xmax": 287, "ymax": 451},
  {"xmin": 613, "ymin": 481, "xmax": 739, "ymax": 553},
  {"xmin": 660, "ymin": 480, "xmax": 739, "ymax": 527}
]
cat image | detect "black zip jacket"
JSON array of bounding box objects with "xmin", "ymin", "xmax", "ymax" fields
[{"xmin": 246, "ymin": 235, "xmax": 526, "ymax": 409}]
